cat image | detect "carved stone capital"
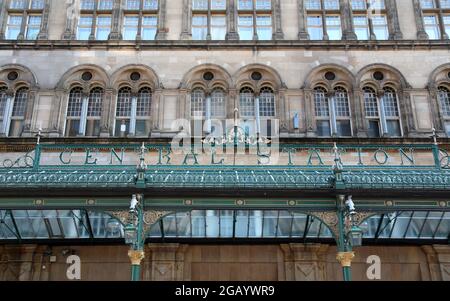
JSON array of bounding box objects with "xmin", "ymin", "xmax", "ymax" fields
[
  {"xmin": 336, "ymin": 251, "xmax": 355, "ymax": 267},
  {"xmin": 128, "ymin": 250, "xmax": 145, "ymax": 265}
]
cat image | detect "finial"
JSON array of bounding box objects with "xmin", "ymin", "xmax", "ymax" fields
[
  {"xmin": 431, "ymin": 128, "xmax": 439, "ymax": 145},
  {"xmin": 35, "ymin": 127, "xmax": 43, "ymax": 145}
]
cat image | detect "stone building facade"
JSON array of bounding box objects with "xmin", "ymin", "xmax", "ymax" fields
[{"xmin": 0, "ymin": 0, "xmax": 449, "ymax": 281}]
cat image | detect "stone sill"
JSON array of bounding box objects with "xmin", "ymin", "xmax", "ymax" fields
[{"xmin": 0, "ymin": 39, "xmax": 449, "ymax": 51}]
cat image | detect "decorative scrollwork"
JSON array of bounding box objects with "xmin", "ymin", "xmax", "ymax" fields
[
  {"xmin": 2, "ymin": 152, "xmax": 34, "ymax": 169},
  {"xmin": 143, "ymin": 210, "xmax": 171, "ymax": 233}
]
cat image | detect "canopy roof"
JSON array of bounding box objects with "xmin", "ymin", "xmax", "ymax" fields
[{"xmin": 1, "ymin": 209, "xmax": 448, "ymax": 244}]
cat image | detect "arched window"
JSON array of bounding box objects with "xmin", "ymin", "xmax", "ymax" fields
[
  {"xmin": 115, "ymin": 86, "xmax": 152, "ymax": 137},
  {"xmin": 314, "ymin": 86, "xmax": 351, "ymax": 137},
  {"xmin": 65, "ymin": 87, "xmax": 103, "ymax": 137},
  {"xmin": 0, "ymin": 87, "xmax": 29, "ymax": 137},
  {"xmin": 259, "ymin": 87, "xmax": 275, "ymax": 117},
  {"xmin": 383, "ymin": 87, "xmax": 401, "ymax": 136},
  {"xmin": 239, "ymin": 87, "xmax": 255, "ymax": 117},
  {"xmin": 438, "ymin": 86, "xmax": 450, "ymax": 135},
  {"xmin": 9, "ymin": 87, "xmax": 28, "ymax": 137},
  {"xmin": 191, "ymin": 88, "xmax": 206, "ymax": 117},
  {"xmin": 363, "ymin": 86, "xmax": 401, "ymax": 137},
  {"xmin": 115, "ymin": 87, "xmax": 132, "ymax": 137},
  {"xmin": 0, "ymin": 86, "xmax": 8, "ymax": 135},
  {"xmin": 211, "ymin": 88, "xmax": 226, "ymax": 118}
]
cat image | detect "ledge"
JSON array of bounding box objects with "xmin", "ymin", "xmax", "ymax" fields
[{"xmin": 0, "ymin": 39, "xmax": 449, "ymax": 51}]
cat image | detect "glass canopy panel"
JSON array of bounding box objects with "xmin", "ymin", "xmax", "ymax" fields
[
  {"xmin": 291, "ymin": 213, "xmax": 307, "ymax": 237},
  {"xmin": 434, "ymin": 212, "xmax": 450, "ymax": 239},
  {"xmin": 219, "ymin": 210, "xmax": 233, "ymax": 238},
  {"xmin": 0, "ymin": 210, "xmax": 19, "ymax": 239},
  {"xmin": 87, "ymin": 211, "xmax": 123, "ymax": 238},
  {"xmin": 277, "ymin": 211, "xmax": 293, "ymax": 238},
  {"xmin": 419, "ymin": 211, "xmax": 443, "ymax": 239},
  {"xmin": 361, "ymin": 211, "xmax": 450, "ymax": 240},
  {"xmin": 176, "ymin": 211, "xmax": 191, "ymax": 237}
]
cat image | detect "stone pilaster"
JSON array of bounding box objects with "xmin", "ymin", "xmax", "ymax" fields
[
  {"xmin": 386, "ymin": 0, "xmax": 403, "ymax": 40},
  {"xmin": 226, "ymin": 0, "xmax": 239, "ymax": 40},
  {"xmin": 62, "ymin": 0, "xmax": 78, "ymax": 40},
  {"xmin": 272, "ymin": 0, "xmax": 284, "ymax": 40},
  {"xmin": 100, "ymin": 88, "xmax": 113, "ymax": 137},
  {"xmin": 180, "ymin": 0, "xmax": 192, "ymax": 40},
  {"xmin": 37, "ymin": 0, "xmax": 51, "ymax": 40},
  {"xmin": 281, "ymin": 243, "xmax": 329, "ymax": 281},
  {"xmin": 340, "ymin": 0, "xmax": 357, "ymax": 40},
  {"xmin": 297, "ymin": 0, "xmax": 309, "ymax": 40},
  {"xmin": 155, "ymin": 0, "xmax": 168, "ymax": 40},
  {"xmin": 412, "ymin": 0, "xmax": 429, "ymax": 40},
  {"xmin": 108, "ymin": 0, "xmax": 122, "ymax": 40}
]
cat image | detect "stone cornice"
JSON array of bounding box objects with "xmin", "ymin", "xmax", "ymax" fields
[{"xmin": 0, "ymin": 39, "xmax": 449, "ymax": 51}]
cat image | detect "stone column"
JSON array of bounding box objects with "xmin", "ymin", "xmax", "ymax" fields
[
  {"xmin": 272, "ymin": 0, "xmax": 284, "ymax": 40},
  {"xmin": 386, "ymin": 0, "xmax": 403, "ymax": 40},
  {"xmin": 155, "ymin": 0, "xmax": 168, "ymax": 40},
  {"xmin": 281, "ymin": 243, "xmax": 329, "ymax": 281},
  {"xmin": 340, "ymin": 0, "xmax": 357, "ymax": 40},
  {"xmin": 180, "ymin": 0, "xmax": 192, "ymax": 40},
  {"xmin": 412, "ymin": 0, "xmax": 429, "ymax": 40},
  {"xmin": 297, "ymin": 0, "xmax": 309, "ymax": 40},
  {"xmin": 146, "ymin": 244, "xmax": 188, "ymax": 281},
  {"xmin": 226, "ymin": 0, "xmax": 239, "ymax": 40},
  {"xmin": 37, "ymin": 0, "xmax": 51, "ymax": 40},
  {"xmin": 108, "ymin": 0, "xmax": 122, "ymax": 40}
]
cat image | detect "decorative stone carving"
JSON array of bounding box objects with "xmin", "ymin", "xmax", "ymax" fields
[{"xmin": 336, "ymin": 251, "xmax": 355, "ymax": 267}]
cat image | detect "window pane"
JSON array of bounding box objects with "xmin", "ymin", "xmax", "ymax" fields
[
  {"xmin": 326, "ymin": 15, "xmax": 341, "ymax": 40},
  {"xmin": 123, "ymin": 16, "xmax": 139, "ymax": 40},
  {"xmin": 317, "ymin": 120, "xmax": 331, "ymax": 136},
  {"xmin": 144, "ymin": 0, "xmax": 158, "ymax": 10},
  {"xmin": 307, "ymin": 16, "xmax": 323, "ymax": 40},
  {"xmin": 12, "ymin": 88, "xmax": 28, "ymax": 117},
  {"xmin": 259, "ymin": 87, "xmax": 275, "ymax": 117},
  {"xmin": 96, "ymin": 16, "xmax": 111, "ymax": 40},
  {"xmin": 353, "ymin": 16, "xmax": 369, "ymax": 40},
  {"xmin": 239, "ymin": 88, "xmax": 255, "ymax": 117},
  {"xmin": 238, "ymin": 0, "xmax": 253, "ymax": 10},
  {"xmin": 238, "ymin": 16, "xmax": 254, "ymax": 40},
  {"xmin": 420, "ymin": 0, "xmax": 436, "ymax": 9},
  {"xmin": 192, "ymin": 0, "xmax": 208, "ymax": 10},
  {"xmin": 192, "ymin": 15, "xmax": 207, "ymax": 40},
  {"xmin": 386, "ymin": 120, "xmax": 401, "ymax": 136},
  {"xmin": 256, "ymin": 15, "xmax": 272, "ymax": 40},
  {"xmin": 126, "ymin": 0, "xmax": 141, "ymax": 10},
  {"xmin": 306, "ymin": 0, "xmax": 321, "ymax": 10},
  {"xmin": 81, "ymin": 0, "xmax": 95, "ymax": 10},
  {"xmin": 6, "ymin": 15, "xmax": 22, "ymax": 40},
  {"xmin": 212, "ymin": 0, "xmax": 226, "ymax": 10},
  {"xmin": 98, "ymin": 0, "xmax": 113, "ymax": 10},
  {"xmin": 191, "ymin": 89, "xmax": 205, "ymax": 117},
  {"xmin": 26, "ymin": 15, "xmax": 42, "ymax": 40},
  {"xmin": 424, "ymin": 15, "xmax": 440, "ymax": 39},
  {"xmin": 372, "ymin": 15, "xmax": 388, "ymax": 40},
  {"xmin": 368, "ymin": 120, "xmax": 380, "ymax": 137},
  {"xmin": 314, "ymin": 88, "xmax": 329, "ymax": 116},
  {"xmin": 337, "ymin": 120, "xmax": 351, "ymax": 136},
  {"xmin": 256, "ymin": 0, "xmax": 271, "ymax": 10},
  {"xmin": 324, "ymin": 0, "xmax": 339, "ymax": 10},
  {"xmin": 211, "ymin": 15, "xmax": 226, "ymax": 40},
  {"xmin": 142, "ymin": 16, "xmax": 157, "ymax": 40},
  {"xmin": 10, "ymin": 0, "xmax": 26, "ymax": 9},
  {"xmin": 77, "ymin": 16, "xmax": 93, "ymax": 40},
  {"xmin": 30, "ymin": 0, "xmax": 45, "ymax": 9}
]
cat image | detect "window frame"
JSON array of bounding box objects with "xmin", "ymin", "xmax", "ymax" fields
[
  {"xmin": 419, "ymin": 0, "xmax": 450, "ymax": 39},
  {"xmin": 305, "ymin": 0, "xmax": 342, "ymax": 40},
  {"xmin": 0, "ymin": 86, "xmax": 29, "ymax": 137},
  {"xmin": 237, "ymin": 0, "xmax": 273, "ymax": 40},
  {"xmin": 4, "ymin": 0, "xmax": 46, "ymax": 40},
  {"xmin": 351, "ymin": 0, "xmax": 389, "ymax": 40},
  {"xmin": 122, "ymin": 0, "xmax": 159, "ymax": 40},
  {"xmin": 191, "ymin": 0, "xmax": 227, "ymax": 40}
]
